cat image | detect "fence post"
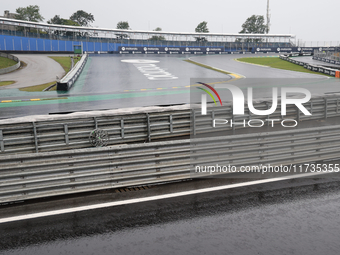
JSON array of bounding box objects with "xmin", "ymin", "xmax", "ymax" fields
[
  {"xmin": 64, "ymin": 124, "xmax": 69, "ymax": 145},
  {"xmin": 32, "ymin": 122, "xmax": 39, "ymax": 153},
  {"xmin": 146, "ymin": 113, "xmax": 151, "ymax": 142},
  {"xmin": 0, "ymin": 130, "xmax": 4, "ymax": 152},
  {"xmin": 169, "ymin": 114, "xmax": 173, "ymax": 133},
  {"xmin": 121, "ymin": 119, "xmax": 124, "ymax": 139}
]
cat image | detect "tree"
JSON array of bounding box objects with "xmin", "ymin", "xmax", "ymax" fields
[
  {"xmin": 70, "ymin": 10, "xmax": 94, "ymax": 27},
  {"xmin": 239, "ymin": 15, "xmax": 266, "ymax": 34},
  {"xmin": 149, "ymin": 27, "xmax": 165, "ymax": 41},
  {"xmin": 237, "ymin": 15, "xmax": 267, "ymax": 42},
  {"xmin": 116, "ymin": 21, "xmax": 130, "ymax": 39},
  {"xmin": 116, "ymin": 21, "xmax": 130, "ymax": 30},
  {"xmin": 15, "ymin": 5, "xmax": 44, "ymax": 22},
  {"xmin": 47, "ymin": 15, "xmax": 80, "ymax": 36},
  {"xmin": 195, "ymin": 21, "xmax": 209, "ymax": 33},
  {"xmin": 195, "ymin": 21, "xmax": 209, "ymax": 42}
]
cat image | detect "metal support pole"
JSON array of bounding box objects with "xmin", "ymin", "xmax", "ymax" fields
[
  {"xmin": 94, "ymin": 117, "xmax": 98, "ymax": 129},
  {"xmin": 192, "ymin": 109, "xmax": 196, "ymax": 136},
  {"xmin": 169, "ymin": 114, "xmax": 173, "ymax": 133},
  {"xmin": 64, "ymin": 124, "xmax": 69, "ymax": 145},
  {"xmin": 0, "ymin": 130, "xmax": 4, "ymax": 152},
  {"xmin": 146, "ymin": 114, "xmax": 151, "ymax": 142},
  {"xmin": 121, "ymin": 119, "xmax": 124, "ymax": 139},
  {"xmin": 33, "ymin": 122, "xmax": 38, "ymax": 153}
]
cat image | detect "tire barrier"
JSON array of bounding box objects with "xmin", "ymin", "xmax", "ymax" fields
[
  {"xmin": 0, "ymin": 52, "xmax": 20, "ymax": 74},
  {"xmin": 56, "ymin": 53, "xmax": 88, "ymax": 91},
  {"xmin": 279, "ymin": 55, "xmax": 340, "ymax": 77}
]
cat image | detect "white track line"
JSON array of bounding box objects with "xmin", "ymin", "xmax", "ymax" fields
[{"xmin": 0, "ymin": 172, "xmax": 329, "ymax": 224}]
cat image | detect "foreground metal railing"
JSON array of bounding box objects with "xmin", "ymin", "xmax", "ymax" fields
[
  {"xmin": 0, "ymin": 124, "xmax": 340, "ymax": 203},
  {"xmin": 1, "ymin": 95, "xmax": 340, "ymax": 155}
]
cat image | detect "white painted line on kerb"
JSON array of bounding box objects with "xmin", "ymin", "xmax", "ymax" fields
[{"xmin": 0, "ymin": 172, "xmax": 329, "ymax": 224}]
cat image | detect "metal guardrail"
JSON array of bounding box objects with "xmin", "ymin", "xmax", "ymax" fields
[
  {"xmin": 0, "ymin": 52, "xmax": 20, "ymax": 74},
  {"xmin": 2, "ymin": 95, "xmax": 340, "ymax": 155},
  {"xmin": 279, "ymin": 55, "xmax": 340, "ymax": 77},
  {"xmin": 56, "ymin": 53, "xmax": 88, "ymax": 91},
  {"xmin": 313, "ymin": 50, "xmax": 340, "ymax": 64},
  {"xmin": 1, "ymin": 124, "xmax": 340, "ymax": 203}
]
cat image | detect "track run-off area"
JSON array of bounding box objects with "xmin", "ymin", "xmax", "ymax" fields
[{"xmin": 1, "ymin": 53, "xmax": 339, "ymax": 119}]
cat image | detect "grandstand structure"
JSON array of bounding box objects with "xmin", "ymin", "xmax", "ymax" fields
[{"xmin": 0, "ymin": 16, "xmax": 296, "ymax": 53}]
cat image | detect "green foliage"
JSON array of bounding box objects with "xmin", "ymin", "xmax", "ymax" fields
[
  {"xmin": 195, "ymin": 21, "xmax": 209, "ymax": 33},
  {"xmin": 15, "ymin": 5, "xmax": 44, "ymax": 22},
  {"xmin": 149, "ymin": 27, "xmax": 165, "ymax": 41},
  {"xmin": 237, "ymin": 15, "xmax": 267, "ymax": 42},
  {"xmin": 15, "ymin": 5, "xmax": 44, "ymax": 33},
  {"xmin": 117, "ymin": 21, "xmax": 130, "ymax": 30},
  {"xmin": 240, "ymin": 15, "xmax": 266, "ymax": 34},
  {"xmin": 47, "ymin": 15, "xmax": 80, "ymax": 36},
  {"xmin": 195, "ymin": 21, "xmax": 209, "ymax": 42},
  {"xmin": 116, "ymin": 21, "xmax": 130, "ymax": 39},
  {"xmin": 70, "ymin": 10, "xmax": 94, "ymax": 27}
]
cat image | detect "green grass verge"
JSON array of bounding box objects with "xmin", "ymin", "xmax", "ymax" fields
[
  {"xmin": 19, "ymin": 81, "xmax": 56, "ymax": 92},
  {"xmin": 237, "ymin": 57, "xmax": 331, "ymax": 76},
  {"xmin": 184, "ymin": 59, "xmax": 231, "ymax": 75},
  {"xmin": 18, "ymin": 56, "xmax": 81, "ymax": 92},
  {"xmin": 0, "ymin": 81, "xmax": 15, "ymax": 86},
  {"xmin": 19, "ymin": 56, "xmax": 81, "ymax": 92},
  {"xmin": 0, "ymin": 56, "xmax": 17, "ymax": 69},
  {"xmin": 49, "ymin": 56, "xmax": 81, "ymax": 73}
]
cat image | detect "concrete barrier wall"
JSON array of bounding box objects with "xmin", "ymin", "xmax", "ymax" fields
[
  {"xmin": 280, "ymin": 55, "xmax": 340, "ymax": 77},
  {"xmin": 56, "ymin": 53, "xmax": 88, "ymax": 91},
  {"xmin": 0, "ymin": 52, "xmax": 20, "ymax": 74}
]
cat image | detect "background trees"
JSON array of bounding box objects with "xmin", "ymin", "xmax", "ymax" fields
[
  {"xmin": 15, "ymin": 5, "xmax": 44, "ymax": 33},
  {"xmin": 237, "ymin": 15, "xmax": 267, "ymax": 43},
  {"xmin": 116, "ymin": 21, "xmax": 130, "ymax": 30},
  {"xmin": 15, "ymin": 5, "xmax": 44, "ymax": 22},
  {"xmin": 116, "ymin": 21, "xmax": 130, "ymax": 39},
  {"xmin": 195, "ymin": 21, "xmax": 209, "ymax": 42},
  {"xmin": 149, "ymin": 27, "xmax": 165, "ymax": 41},
  {"xmin": 70, "ymin": 10, "xmax": 94, "ymax": 27},
  {"xmin": 47, "ymin": 10, "xmax": 94, "ymax": 37}
]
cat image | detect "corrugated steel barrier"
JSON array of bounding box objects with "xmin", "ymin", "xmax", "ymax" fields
[
  {"xmin": 1, "ymin": 95, "xmax": 340, "ymax": 155},
  {"xmin": 0, "ymin": 124, "xmax": 340, "ymax": 203}
]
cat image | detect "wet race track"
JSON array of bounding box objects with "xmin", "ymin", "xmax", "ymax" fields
[
  {"xmin": 1, "ymin": 177, "xmax": 340, "ymax": 255},
  {"xmin": 1, "ymin": 54, "xmax": 340, "ymax": 254},
  {"xmin": 1, "ymin": 54, "xmax": 340, "ymax": 119}
]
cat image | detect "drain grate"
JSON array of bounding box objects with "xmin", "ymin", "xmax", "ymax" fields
[{"xmin": 115, "ymin": 186, "xmax": 150, "ymax": 193}]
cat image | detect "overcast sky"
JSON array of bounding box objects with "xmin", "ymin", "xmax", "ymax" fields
[{"xmin": 2, "ymin": 0, "xmax": 340, "ymax": 44}]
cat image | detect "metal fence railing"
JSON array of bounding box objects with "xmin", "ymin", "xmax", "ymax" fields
[
  {"xmin": 2, "ymin": 95, "xmax": 340, "ymax": 155},
  {"xmin": 1, "ymin": 124, "xmax": 340, "ymax": 203},
  {"xmin": 312, "ymin": 49, "xmax": 340, "ymax": 66},
  {"xmin": 314, "ymin": 50, "xmax": 340, "ymax": 62}
]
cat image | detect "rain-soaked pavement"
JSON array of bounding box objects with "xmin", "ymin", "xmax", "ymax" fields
[
  {"xmin": 2, "ymin": 54, "xmax": 340, "ymax": 120},
  {"xmin": 1, "ymin": 175, "xmax": 340, "ymax": 255}
]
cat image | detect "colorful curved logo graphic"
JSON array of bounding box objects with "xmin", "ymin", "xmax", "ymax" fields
[{"xmin": 196, "ymin": 82, "xmax": 223, "ymax": 106}]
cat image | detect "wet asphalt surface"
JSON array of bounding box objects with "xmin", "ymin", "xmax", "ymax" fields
[{"xmin": 1, "ymin": 54, "xmax": 340, "ymax": 119}]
